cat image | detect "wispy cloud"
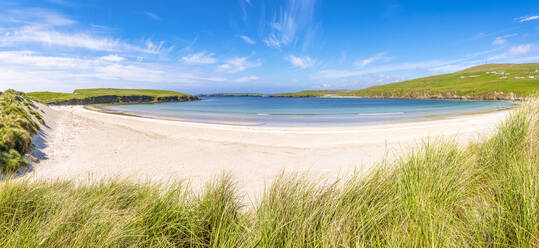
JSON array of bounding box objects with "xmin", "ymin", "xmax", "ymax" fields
[
  {"xmin": 314, "ymin": 49, "xmax": 501, "ymax": 79},
  {"xmin": 182, "ymin": 52, "xmax": 218, "ymax": 64},
  {"xmin": 286, "ymin": 55, "xmax": 315, "ymax": 69},
  {"xmin": 143, "ymin": 11, "xmax": 161, "ymax": 21},
  {"xmin": 1, "ymin": 8, "xmax": 76, "ymax": 26},
  {"xmin": 356, "ymin": 52, "xmax": 388, "ymax": 67},
  {"xmin": 239, "ymin": 35, "xmax": 256, "ymax": 44},
  {"xmin": 262, "ymin": 0, "xmax": 317, "ymax": 49},
  {"xmin": 492, "ymin": 37, "xmax": 507, "ymax": 45},
  {"xmin": 0, "ymin": 8, "xmax": 171, "ymax": 55},
  {"xmin": 515, "ymin": 15, "xmax": 539, "ymax": 22},
  {"xmin": 232, "ymin": 76, "xmax": 259, "ymax": 82},
  {"xmin": 44, "ymin": 0, "xmax": 75, "ymax": 7},
  {"xmin": 0, "ymin": 8, "xmax": 261, "ymax": 92},
  {"xmin": 239, "ymin": 0, "xmax": 253, "ymax": 22},
  {"xmin": 492, "ymin": 34, "xmax": 517, "ymax": 45},
  {"xmin": 217, "ymin": 56, "xmax": 261, "ymax": 73},
  {"xmin": 509, "ymin": 44, "xmax": 532, "ymax": 55},
  {"xmin": 0, "ymin": 50, "xmax": 261, "ymax": 92},
  {"xmin": 0, "ymin": 50, "xmax": 165, "ymax": 83},
  {"xmin": 100, "ymin": 54, "xmax": 124, "ymax": 62}
]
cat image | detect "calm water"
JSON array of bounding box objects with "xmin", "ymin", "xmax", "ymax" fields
[{"xmin": 103, "ymin": 97, "xmax": 513, "ymax": 126}]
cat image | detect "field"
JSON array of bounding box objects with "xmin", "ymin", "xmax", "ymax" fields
[
  {"xmin": 28, "ymin": 88, "xmax": 197, "ymax": 104},
  {"xmin": 279, "ymin": 63, "xmax": 539, "ymax": 100},
  {"xmin": 0, "ymin": 90, "xmax": 537, "ymax": 247}
]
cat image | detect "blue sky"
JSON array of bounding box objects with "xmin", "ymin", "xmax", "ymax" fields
[{"xmin": 0, "ymin": 0, "xmax": 537, "ymax": 94}]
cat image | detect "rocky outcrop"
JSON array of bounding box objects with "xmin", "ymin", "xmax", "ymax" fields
[{"xmin": 50, "ymin": 95, "xmax": 199, "ymax": 105}]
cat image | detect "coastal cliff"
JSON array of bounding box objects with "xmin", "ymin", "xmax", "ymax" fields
[
  {"xmin": 28, "ymin": 88, "xmax": 199, "ymax": 105},
  {"xmin": 48, "ymin": 94, "xmax": 198, "ymax": 105}
]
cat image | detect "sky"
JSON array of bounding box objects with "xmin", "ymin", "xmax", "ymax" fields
[{"xmin": 0, "ymin": 0, "xmax": 538, "ymax": 94}]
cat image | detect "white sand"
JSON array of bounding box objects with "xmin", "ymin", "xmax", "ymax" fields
[{"xmin": 28, "ymin": 104, "xmax": 511, "ymax": 198}]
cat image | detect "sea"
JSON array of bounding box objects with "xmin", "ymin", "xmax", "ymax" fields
[{"xmin": 102, "ymin": 96, "xmax": 514, "ymax": 127}]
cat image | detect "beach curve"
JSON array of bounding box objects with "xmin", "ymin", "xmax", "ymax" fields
[{"xmin": 28, "ymin": 104, "xmax": 512, "ymax": 198}]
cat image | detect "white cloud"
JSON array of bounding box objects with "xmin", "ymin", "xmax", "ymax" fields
[
  {"xmin": 357, "ymin": 52, "xmax": 387, "ymax": 67},
  {"xmin": 0, "ymin": 9, "xmax": 170, "ymax": 55},
  {"xmin": 217, "ymin": 57, "xmax": 261, "ymax": 73},
  {"xmin": 239, "ymin": 35, "xmax": 256, "ymax": 44},
  {"xmin": 263, "ymin": 0, "xmax": 317, "ymax": 48},
  {"xmin": 0, "ymin": 50, "xmax": 164, "ymax": 83},
  {"xmin": 516, "ymin": 15, "xmax": 539, "ymax": 22},
  {"xmin": 509, "ymin": 44, "xmax": 532, "ymax": 55},
  {"xmin": 232, "ymin": 76, "xmax": 259, "ymax": 82},
  {"xmin": 0, "ymin": 8, "xmax": 264, "ymax": 92},
  {"xmin": 1, "ymin": 8, "xmax": 76, "ymax": 26},
  {"xmin": 286, "ymin": 55, "xmax": 315, "ymax": 69},
  {"xmin": 182, "ymin": 52, "xmax": 218, "ymax": 64},
  {"xmin": 492, "ymin": 37, "xmax": 507, "ymax": 45},
  {"xmin": 263, "ymin": 35, "xmax": 282, "ymax": 48},
  {"xmin": 144, "ymin": 11, "xmax": 161, "ymax": 21},
  {"xmin": 315, "ymin": 48, "xmax": 503, "ymax": 79},
  {"xmin": 100, "ymin": 54, "xmax": 124, "ymax": 62},
  {"xmin": 0, "ymin": 50, "xmax": 263, "ymax": 92},
  {"xmin": 492, "ymin": 34, "xmax": 517, "ymax": 46}
]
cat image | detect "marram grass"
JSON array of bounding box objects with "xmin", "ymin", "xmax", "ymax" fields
[
  {"xmin": 0, "ymin": 97, "xmax": 537, "ymax": 247},
  {"xmin": 0, "ymin": 90, "xmax": 42, "ymax": 174}
]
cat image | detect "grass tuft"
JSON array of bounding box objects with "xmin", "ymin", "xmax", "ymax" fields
[{"xmin": 0, "ymin": 90, "xmax": 43, "ymax": 174}]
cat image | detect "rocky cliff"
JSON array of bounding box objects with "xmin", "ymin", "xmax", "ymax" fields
[{"xmin": 50, "ymin": 95, "xmax": 199, "ymax": 105}]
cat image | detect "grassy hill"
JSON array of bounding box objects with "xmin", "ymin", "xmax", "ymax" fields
[
  {"xmin": 343, "ymin": 63, "xmax": 539, "ymax": 100},
  {"xmin": 28, "ymin": 88, "xmax": 198, "ymax": 105},
  {"xmin": 275, "ymin": 64, "xmax": 538, "ymax": 100}
]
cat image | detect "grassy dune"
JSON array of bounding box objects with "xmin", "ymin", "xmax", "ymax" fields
[
  {"xmin": 0, "ymin": 90, "xmax": 42, "ymax": 174},
  {"xmin": 0, "ymin": 92, "xmax": 537, "ymax": 246},
  {"xmin": 28, "ymin": 88, "xmax": 198, "ymax": 104}
]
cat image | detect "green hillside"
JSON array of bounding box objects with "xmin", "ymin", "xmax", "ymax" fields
[
  {"xmin": 343, "ymin": 63, "xmax": 539, "ymax": 100},
  {"xmin": 28, "ymin": 88, "xmax": 198, "ymax": 105}
]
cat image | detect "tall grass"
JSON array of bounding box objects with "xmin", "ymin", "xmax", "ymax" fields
[
  {"xmin": 0, "ymin": 97, "xmax": 536, "ymax": 247},
  {"xmin": 0, "ymin": 90, "xmax": 42, "ymax": 174}
]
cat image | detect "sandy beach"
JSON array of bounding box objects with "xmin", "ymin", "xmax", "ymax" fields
[{"xmin": 28, "ymin": 104, "xmax": 512, "ymax": 198}]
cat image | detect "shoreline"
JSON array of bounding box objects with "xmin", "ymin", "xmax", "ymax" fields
[
  {"xmin": 89, "ymin": 101, "xmax": 515, "ymax": 128},
  {"xmin": 27, "ymin": 104, "xmax": 513, "ymax": 199},
  {"xmin": 272, "ymin": 94, "xmax": 523, "ymax": 102}
]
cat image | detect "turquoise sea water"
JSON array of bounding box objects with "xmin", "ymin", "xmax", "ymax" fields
[{"xmin": 103, "ymin": 97, "xmax": 514, "ymax": 126}]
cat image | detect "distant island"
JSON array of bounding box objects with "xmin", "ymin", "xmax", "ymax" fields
[
  {"xmin": 198, "ymin": 93, "xmax": 267, "ymax": 97},
  {"xmin": 28, "ymin": 88, "xmax": 199, "ymax": 105},
  {"xmin": 275, "ymin": 63, "xmax": 539, "ymax": 101},
  {"xmin": 271, "ymin": 90, "xmax": 346, "ymax": 98}
]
